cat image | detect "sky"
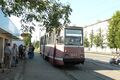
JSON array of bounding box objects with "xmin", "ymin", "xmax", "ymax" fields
[
  {"xmin": 60, "ymin": 0, "xmax": 120, "ymax": 26},
  {"xmin": 10, "ymin": 0, "xmax": 120, "ymax": 41}
]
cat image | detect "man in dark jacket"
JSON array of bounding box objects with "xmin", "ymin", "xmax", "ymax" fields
[{"xmin": 18, "ymin": 44, "xmax": 23, "ymax": 59}]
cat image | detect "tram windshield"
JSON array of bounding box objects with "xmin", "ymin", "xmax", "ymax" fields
[{"xmin": 65, "ymin": 29, "xmax": 83, "ymax": 46}]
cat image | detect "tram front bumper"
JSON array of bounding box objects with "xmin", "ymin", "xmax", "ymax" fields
[{"xmin": 63, "ymin": 58, "xmax": 85, "ymax": 64}]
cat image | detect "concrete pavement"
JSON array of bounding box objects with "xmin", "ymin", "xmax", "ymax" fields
[{"xmin": 0, "ymin": 60, "xmax": 24, "ymax": 80}]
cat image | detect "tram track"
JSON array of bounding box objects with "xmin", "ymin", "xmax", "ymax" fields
[
  {"xmin": 86, "ymin": 59, "xmax": 120, "ymax": 79},
  {"xmin": 61, "ymin": 67, "xmax": 107, "ymax": 80},
  {"xmin": 58, "ymin": 59, "xmax": 118, "ymax": 80},
  {"xmin": 62, "ymin": 70, "xmax": 79, "ymax": 80}
]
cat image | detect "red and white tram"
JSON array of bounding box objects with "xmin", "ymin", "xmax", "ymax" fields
[{"xmin": 40, "ymin": 26, "xmax": 85, "ymax": 65}]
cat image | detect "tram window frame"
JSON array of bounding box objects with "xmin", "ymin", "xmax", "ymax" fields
[
  {"xmin": 40, "ymin": 38, "xmax": 43, "ymax": 45},
  {"xmin": 65, "ymin": 28, "xmax": 83, "ymax": 46},
  {"xmin": 56, "ymin": 36, "xmax": 64, "ymax": 44}
]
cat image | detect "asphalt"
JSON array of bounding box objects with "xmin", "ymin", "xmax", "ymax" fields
[
  {"xmin": 23, "ymin": 53, "xmax": 70, "ymax": 80},
  {"xmin": 0, "ymin": 52, "xmax": 117, "ymax": 80}
]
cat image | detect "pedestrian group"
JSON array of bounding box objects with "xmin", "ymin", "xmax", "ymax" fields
[{"xmin": 4, "ymin": 43, "xmax": 35, "ymax": 69}]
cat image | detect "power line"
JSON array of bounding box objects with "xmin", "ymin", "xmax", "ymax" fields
[{"xmin": 83, "ymin": 18, "xmax": 111, "ymax": 28}]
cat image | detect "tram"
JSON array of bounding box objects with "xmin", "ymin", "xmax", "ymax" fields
[{"xmin": 40, "ymin": 26, "xmax": 85, "ymax": 65}]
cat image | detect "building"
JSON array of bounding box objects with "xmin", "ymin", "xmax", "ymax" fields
[
  {"xmin": 0, "ymin": 10, "xmax": 20, "ymax": 64},
  {"xmin": 84, "ymin": 19, "xmax": 112, "ymax": 53}
]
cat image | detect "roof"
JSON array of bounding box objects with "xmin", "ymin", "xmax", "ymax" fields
[{"xmin": 0, "ymin": 9, "xmax": 20, "ymax": 39}]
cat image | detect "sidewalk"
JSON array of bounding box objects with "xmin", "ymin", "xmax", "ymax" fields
[
  {"xmin": 85, "ymin": 51, "xmax": 113, "ymax": 56},
  {"xmin": 0, "ymin": 60, "xmax": 24, "ymax": 80}
]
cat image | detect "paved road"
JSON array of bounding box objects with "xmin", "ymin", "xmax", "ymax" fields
[
  {"xmin": 21, "ymin": 53, "xmax": 120, "ymax": 80},
  {"xmin": 23, "ymin": 54, "xmax": 70, "ymax": 80},
  {"xmin": 85, "ymin": 52, "xmax": 112, "ymax": 62},
  {"xmin": 85, "ymin": 52, "xmax": 120, "ymax": 80}
]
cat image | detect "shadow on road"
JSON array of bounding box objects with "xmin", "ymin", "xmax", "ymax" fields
[
  {"xmin": 27, "ymin": 53, "xmax": 119, "ymax": 80},
  {"xmin": 55, "ymin": 58, "xmax": 120, "ymax": 80},
  {"xmin": 56, "ymin": 58, "xmax": 120, "ymax": 70}
]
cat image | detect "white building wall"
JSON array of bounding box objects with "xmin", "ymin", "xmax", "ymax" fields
[
  {"xmin": 0, "ymin": 9, "xmax": 20, "ymax": 65},
  {"xmin": 0, "ymin": 10, "xmax": 20, "ymax": 37},
  {"xmin": 84, "ymin": 20, "xmax": 115, "ymax": 54},
  {"xmin": 12, "ymin": 40, "xmax": 24, "ymax": 47}
]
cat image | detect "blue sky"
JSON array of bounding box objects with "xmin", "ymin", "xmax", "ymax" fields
[
  {"xmin": 10, "ymin": 0, "xmax": 120, "ymax": 28},
  {"xmin": 60, "ymin": 0, "xmax": 120, "ymax": 26},
  {"xmin": 9, "ymin": 0, "xmax": 120, "ymax": 41}
]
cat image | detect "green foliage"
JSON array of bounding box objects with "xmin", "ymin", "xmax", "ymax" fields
[
  {"xmin": 89, "ymin": 30, "xmax": 94, "ymax": 48},
  {"xmin": 23, "ymin": 34, "xmax": 31, "ymax": 46},
  {"xmin": 93, "ymin": 28, "xmax": 103, "ymax": 47},
  {"xmin": 84, "ymin": 36, "xmax": 90, "ymax": 47},
  {"xmin": 108, "ymin": 11, "xmax": 120, "ymax": 48},
  {"xmin": 34, "ymin": 41, "xmax": 40, "ymax": 49},
  {"xmin": 0, "ymin": 0, "xmax": 72, "ymax": 33},
  {"xmin": 43, "ymin": 1, "xmax": 72, "ymax": 33}
]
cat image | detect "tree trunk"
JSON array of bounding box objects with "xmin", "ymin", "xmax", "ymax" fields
[{"xmin": 116, "ymin": 48, "xmax": 118, "ymax": 53}]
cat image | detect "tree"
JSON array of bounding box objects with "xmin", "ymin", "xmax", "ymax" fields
[
  {"xmin": 93, "ymin": 28, "xmax": 103, "ymax": 48},
  {"xmin": 33, "ymin": 41, "xmax": 40, "ymax": 49},
  {"xmin": 21, "ymin": 33, "xmax": 31, "ymax": 46},
  {"xmin": 89, "ymin": 30, "xmax": 94, "ymax": 48},
  {"xmin": 0, "ymin": 0, "xmax": 72, "ymax": 33},
  {"xmin": 108, "ymin": 11, "xmax": 120, "ymax": 51},
  {"xmin": 84, "ymin": 36, "xmax": 90, "ymax": 47}
]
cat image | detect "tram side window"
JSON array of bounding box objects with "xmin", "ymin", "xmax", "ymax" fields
[
  {"xmin": 40, "ymin": 38, "xmax": 44, "ymax": 45},
  {"xmin": 46, "ymin": 36, "xmax": 54, "ymax": 44},
  {"xmin": 46, "ymin": 37, "xmax": 50, "ymax": 44},
  {"xmin": 57, "ymin": 36, "xmax": 63, "ymax": 44}
]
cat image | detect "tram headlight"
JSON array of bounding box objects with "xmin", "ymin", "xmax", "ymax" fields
[
  {"xmin": 64, "ymin": 50, "xmax": 67, "ymax": 52},
  {"xmin": 80, "ymin": 54, "xmax": 84, "ymax": 58}
]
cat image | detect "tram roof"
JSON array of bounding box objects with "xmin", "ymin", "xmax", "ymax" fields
[{"xmin": 65, "ymin": 26, "xmax": 83, "ymax": 29}]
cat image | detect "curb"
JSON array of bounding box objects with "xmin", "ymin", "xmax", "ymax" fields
[{"xmin": 85, "ymin": 51, "xmax": 113, "ymax": 56}]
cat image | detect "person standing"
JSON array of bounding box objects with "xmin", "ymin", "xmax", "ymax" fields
[
  {"xmin": 4, "ymin": 43, "xmax": 12, "ymax": 69},
  {"xmin": 18, "ymin": 44, "xmax": 23, "ymax": 59},
  {"xmin": 28, "ymin": 43, "xmax": 35, "ymax": 59},
  {"xmin": 11, "ymin": 43, "xmax": 18, "ymax": 67},
  {"xmin": 22, "ymin": 45, "xmax": 26, "ymax": 59}
]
